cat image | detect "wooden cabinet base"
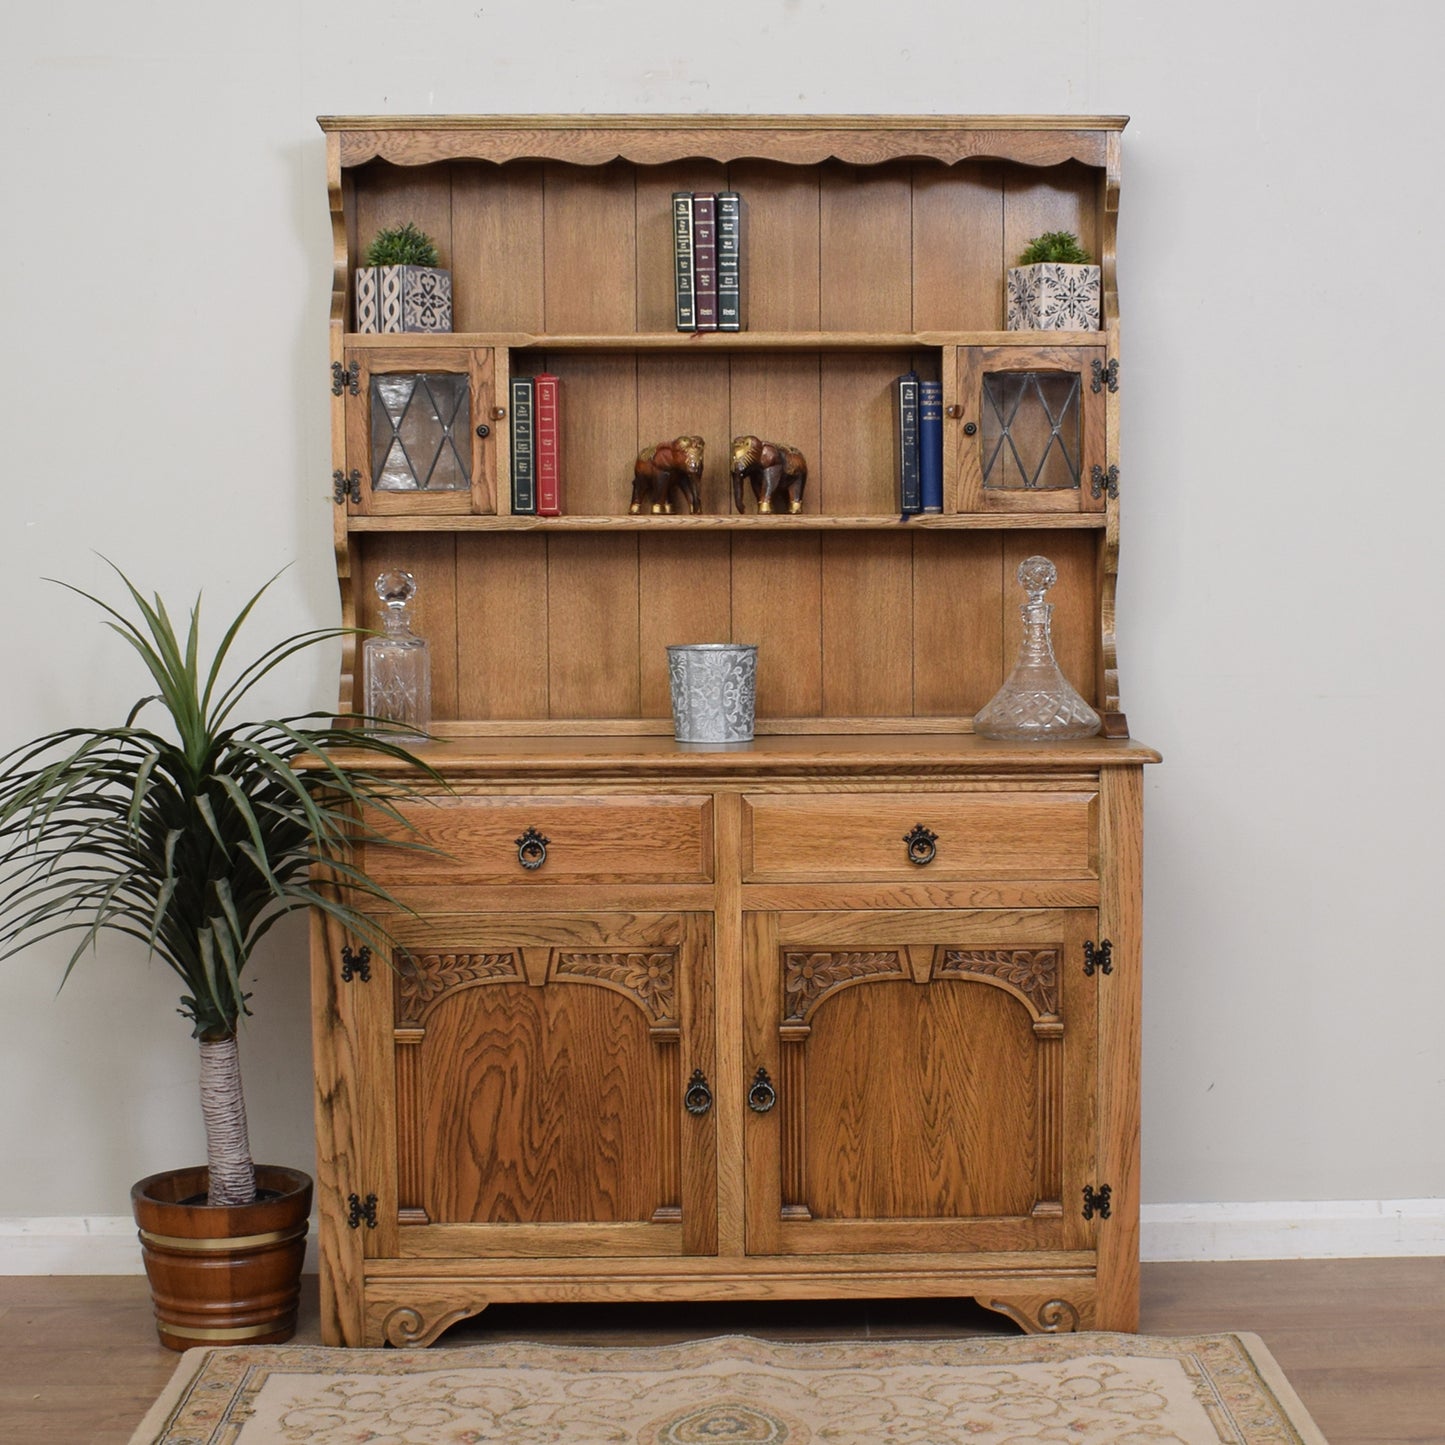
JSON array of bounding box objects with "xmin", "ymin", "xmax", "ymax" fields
[{"xmin": 348, "ymin": 1260, "xmax": 1105, "ymax": 1347}]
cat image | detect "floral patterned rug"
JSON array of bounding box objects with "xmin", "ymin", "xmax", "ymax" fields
[{"xmin": 129, "ymin": 1332, "xmax": 1327, "ymax": 1444}]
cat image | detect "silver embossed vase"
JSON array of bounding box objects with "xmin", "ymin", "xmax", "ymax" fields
[{"xmin": 667, "ymin": 644, "xmax": 758, "ymax": 744}]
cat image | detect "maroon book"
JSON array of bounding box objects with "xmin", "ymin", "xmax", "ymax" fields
[
  {"xmin": 534, "ymin": 373, "xmax": 561, "ymax": 515},
  {"xmin": 692, "ymin": 193, "xmax": 718, "ymax": 331}
]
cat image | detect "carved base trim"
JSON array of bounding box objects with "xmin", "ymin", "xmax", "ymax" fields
[
  {"xmin": 369, "ymin": 1290, "xmax": 491, "ymax": 1347},
  {"xmin": 982, "ymin": 1292, "xmax": 1092, "ymax": 1334}
]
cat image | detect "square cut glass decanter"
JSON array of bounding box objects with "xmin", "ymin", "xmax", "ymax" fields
[
  {"xmin": 363, "ymin": 570, "xmax": 431, "ymax": 739},
  {"xmin": 974, "ymin": 556, "xmax": 1100, "ymax": 741}
]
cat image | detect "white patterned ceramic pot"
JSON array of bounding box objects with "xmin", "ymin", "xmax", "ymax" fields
[
  {"xmin": 1006, "ymin": 263, "xmax": 1101, "ymax": 330},
  {"xmin": 354, "ymin": 265, "xmax": 453, "ymax": 333},
  {"xmin": 667, "ymin": 644, "xmax": 758, "ymax": 744}
]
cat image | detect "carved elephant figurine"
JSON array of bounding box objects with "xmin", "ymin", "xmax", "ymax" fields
[
  {"xmin": 629, "ymin": 435, "xmax": 705, "ymax": 514},
  {"xmin": 730, "ymin": 436, "xmax": 807, "ymax": 515}
]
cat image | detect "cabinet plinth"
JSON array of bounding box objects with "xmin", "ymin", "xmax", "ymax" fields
[{"xmin": 313, "ymin": 114, "xmax": 1153, "ymax": 1345}]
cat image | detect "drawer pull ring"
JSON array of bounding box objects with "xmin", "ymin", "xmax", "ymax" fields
[
  {"xmin": 684, "ymin": 1068, "xmax": 714, "ymax": 1116},
  {"xmin": 515, "ymin": 826, "xmax": 550, "ymax": 871},
  {"xmin": 747, "ymin": 1066, "xmax": 777, "ymax": 1114},
  {"xmin": 903, "ymin": 823, "xmax": 938, "ymax": 866}
]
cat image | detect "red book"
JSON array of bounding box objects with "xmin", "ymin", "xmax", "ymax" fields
[
  {"xmin": 691, "ymin": 193, "xmax": 718, "ymax": 331},
  {"xmin": 534, "ymin": 373, "xmax": 561, "ymax": 515}
]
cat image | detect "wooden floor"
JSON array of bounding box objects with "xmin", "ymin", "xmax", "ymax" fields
[{"xmin": 2, "ymin": 1259, "xmax": 1441, "ymax": 1443}]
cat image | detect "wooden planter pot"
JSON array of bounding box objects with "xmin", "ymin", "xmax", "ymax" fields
[{"xmin": 131, "ymin": 1165, "xmax": 312, "ymax": 1351}]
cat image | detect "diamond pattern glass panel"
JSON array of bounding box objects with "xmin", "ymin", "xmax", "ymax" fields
[
  {"xmin": 370, "ymin": 372, "xmax": 472, "ymax": 492},
  {"xmin": 980, "ymin": 371, "xmax": 1082, "ymax": 491}
]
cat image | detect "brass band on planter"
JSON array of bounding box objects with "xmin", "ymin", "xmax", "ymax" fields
[
  {"xmin": 158, "ymin": 1320, "xmax": 297, "ymax": 1342},
  {"xmin": 138, "ymin": 1223, "xmax": 308, "ymax": 1253}
]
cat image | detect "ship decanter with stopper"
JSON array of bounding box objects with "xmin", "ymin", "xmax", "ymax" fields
[
  {"xmin": 363, "ymin": 569, "xmax": 431, "ymax": 740},
  {"xmin": 974, "ymin": 555, "xmax": 1101, "ymax": 741}
]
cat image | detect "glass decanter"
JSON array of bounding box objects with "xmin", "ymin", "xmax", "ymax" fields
[
  {"xmin": 363, "ymin": 570, "xmax": 431, "ymax": 739},
  {"xmin": 974, "ymin": 556, "xmax": 1101, "ymax": 741}
]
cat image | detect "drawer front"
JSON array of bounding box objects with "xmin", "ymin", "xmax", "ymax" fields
[
  {"xmin": 367, "ymin": 794, "xmax": 713, "ymax": 885},
  {"xmin": 742, "ymin": 791, "xmax": 1096, "ymax": 881}
]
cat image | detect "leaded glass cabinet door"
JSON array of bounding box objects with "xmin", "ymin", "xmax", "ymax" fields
[
  {"xmin": 955, "ymin": 346, "xmax": 1108, "ymax": 514},
  {"xmin": 344, "ymin": 346, "xmax": 497, "ymax": 515}
]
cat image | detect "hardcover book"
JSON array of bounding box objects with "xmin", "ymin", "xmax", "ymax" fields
[
  {"xmin": 692, "ymin": 193, "xmax": 719, "ymax": 331},
  {"xmin": 534, "ymin": 373, "xmax": 561, "ymax": 516},
  {"xmin": 918, "ymin": 378, "xmax": 943, "ymax": 513},
  {"xmin": 893, "ymin": 370, "xmax": 922, "ymax": 516},
  {"xmin": 672, "ymin": 192, "xmax": 696, "ymax": 331},
  {"xmin": 716, "ymin": 191, "xmax": 746, "ymax": 331},
  {"xmin": 509, "ymin": 376, "xmax": 536, "ymax": 515}
]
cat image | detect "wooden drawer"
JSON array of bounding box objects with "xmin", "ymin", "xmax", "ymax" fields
[
  {"xmin": 742, "ymin": 791, "xmax": 1096, "ymax": 881},
  {"xmin": 366, "ymin": 794, "xmax": 713, "ymax": 885}
]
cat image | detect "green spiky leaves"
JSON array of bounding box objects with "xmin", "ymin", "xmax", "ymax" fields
[
  {"xmin": 364, "ymin": 222, "xmax": 440, "ymax": 268},
  {"xmin": 1017, "ymin": 231, "xmax": 1093, "ymax": 266}
]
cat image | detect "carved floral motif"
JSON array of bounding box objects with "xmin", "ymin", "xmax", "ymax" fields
[
  {"xmin": 396, "ymin": 952, "xmax": 521, "ymax": 1024},
  {"xmin": 938, "ymin": 949, "xmax": 1059, "ymax": 1018},
  {"xmin": 554, "ymin": 950, "xmax": 678, "ymax": 1025},
  {"xmin": 782, "ymin": 951, "xmax": 904, "ymax": 1023}
]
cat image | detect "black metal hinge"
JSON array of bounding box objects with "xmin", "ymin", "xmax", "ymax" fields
[
  {"xmin": 340, "ymin": 944, "xmax": 372, "ymax": 982},
  {"xmin": 1090, "ymin": 464, "xmax": 1120, "ymax": 500},
  {"xmin": 333, "ymin": 469, "xmax": 362, "ymax": 506},
  {"xmin": 1083, "ymin": 1183, "xmax": 1112, "ymax": 1220},
  {"xmin": 346, "ymin": 1192, "xmax": 379, "ymax": 1229},
  {"xmin": 1083, "ymin": 939, "xmax": 1113, "ymax": 977},
  {"xmin": 1091, "ymin": 357, "xmax": 1119, "ymax": 394},
  {"xmin": 332, "ymin": 359, "xmax": 360, "ymax": 395}
]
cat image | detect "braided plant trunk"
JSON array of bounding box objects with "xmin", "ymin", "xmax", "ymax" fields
[{"xmin": 199, "ymin": 1033, "xmax": 256, "ymax": 1206}]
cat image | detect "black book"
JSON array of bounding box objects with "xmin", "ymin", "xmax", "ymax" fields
[
  {"xmin": 672, "ymin": 192, "xmax": 696, "ymax": 331},
  {"xmin": 716, "ymin": 191, "xmax": 746, "ymax": 331},
  {"xmin": 894, "ymin": 370, "xmax": 922, "ymax": 515},
  {"xmin": 510, "ymin": 376, "xmax": 536, "ymax": 515}
]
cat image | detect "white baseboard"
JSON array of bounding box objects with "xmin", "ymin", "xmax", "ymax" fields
[
  {"xmin": 1, "ymin": 1201, "xmax": 1441, "ymax": 1274},
  {"xmin": 0, "ymin": 1216, "xmax": 321, "ymax": 1274},
  {"xmin": 1140, "ymin": 1198, "xmax": 1445, "ymax": 1261}
]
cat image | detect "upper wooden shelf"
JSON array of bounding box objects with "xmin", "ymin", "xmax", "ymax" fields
[
  {"xmin": 319, "ymin": 114, "xmax": 1127, "ymax": 172},
  {"xmin": 343, "ymin": 331, "xmax": 1109, "ymax": 352},
  {"xmin": 345, "ymin": 512, "xmax": 1109, "ymax": 534}
]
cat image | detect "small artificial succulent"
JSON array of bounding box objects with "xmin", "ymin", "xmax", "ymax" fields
[
  {"xmin": 365, "ymin": 222, "xmax": 441, "ymax": 268},
  {"xmin": 1017, "ymin": 231, "xmax": 1093, "ymax": 266}
]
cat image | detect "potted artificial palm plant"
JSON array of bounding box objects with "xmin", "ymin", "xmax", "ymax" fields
[
  {"xmin": 354, "ymin": 220, "xmax": 453, "ymax": 333},
  {"xmin": 0, "ymin": 567, "xmax": 434, "ymax": 1349}
]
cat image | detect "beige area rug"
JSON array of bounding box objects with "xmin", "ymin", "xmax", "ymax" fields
[{"xmin": 129, "ymin": 1332, "xmax": 1328, "ymax": 1444}]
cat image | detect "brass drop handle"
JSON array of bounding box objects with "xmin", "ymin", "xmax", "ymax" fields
[
  {"xmin": 515, "ymin": 826, "xmax": 549, "ymax": 871},
  {"xmin": 684, "ymin": 1068, "xmax": 713, "ymax": 1116},
  {"xmin": 747, "ymin": 1066, "xmax": 777, "ymax": 1114},
  {"xmin": 904, "ymin": 823, "xmax": 938, "ymax": 866}
]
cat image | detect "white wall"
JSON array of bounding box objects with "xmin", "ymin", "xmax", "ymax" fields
[{"xmin": 1, "ymin": 1, "xmax": 1441, "ymax": 1230}]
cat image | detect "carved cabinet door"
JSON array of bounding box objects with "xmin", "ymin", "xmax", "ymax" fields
[
  {"xmin": 742, "ymin": 908, "xmax": 1097, "ymax": 1257},
  {"xmin": 352, "ymin": 911, "xmax": 716, "ymax": 1262}
]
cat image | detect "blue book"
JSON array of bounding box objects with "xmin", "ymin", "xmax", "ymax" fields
[
  {"xmin": 919, "ymin": 379, "xmax": 943, "ymax": 512},
  {"xmin": 894, "ymin": 370, "xmax": 921, "ymax": 516}
]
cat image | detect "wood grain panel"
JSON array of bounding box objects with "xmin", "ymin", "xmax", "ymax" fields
[
  {"xmin": 731, "ymin": 533, "xmax": 822, "ymax": 717},
  {"xmin": 635, "ymin": 162, "xmax": 729, "ymax": 333},
  {"xmin": 802, "ymin": 980, "xmax": 1037, "ymax": 1219},
  {"xmin": 544, "ymin": 161, "xmax": 636, "ymax": 333},
  {"xmin": 416, "ymin": 981, "xmax": 662, "ymax": 1224},
  {"xmin": 456, "ymin": 534, "xmax": 549, "ymax": 720},
  {"xmin": 1002, "ymin": 531, "xmax": 1098, "ymax": 709},
  {"xmin": 911, "ymin": 162, "xmax": 1005, "ymax": 331},
  {"xmin": 743, "ymin": 791, "xmax": 1097, "ymax": 882},
  {"xmin": 1003, "ymin": 161, "xmax": 1100, "ymax": 273},
  {"xmin": 635, "ymin": 353, "xmax": 731, "ymax": 515},
  {"xmin": 727, "ymin": 354, "xmax": 822, "ymax": 515},
  {"xmin": 547, "ymin": 532, "xmax": 640, "ymax": 717},
  {"xmin": 819, "ymin": 162, "xmax": 913, "ymax": 333},
  {"xmin": 820, "ymin": 532, "xmax": 912, "ymax": 715},
  {"xmin": 818, "ymin": 352, "xmax": 912, "ymax": 515},
  {"xmin": 356, "ymin": 532, "xmax": 458, "ymax": 719},
  {"xmin": 912, "ymin": 532, "xmax": 1005, "ymax": 714},
  {"xmin": 367, "ymin": 794, "xmax": 712, "ymax": 886},
  {"xmin": 451, "ymin": 162, "xmax": 544, "ymax": 332},
  {"xmin": 725, "ymin": 161, "xmax": 820, "ymax": 332},
  {"xmin": 639, "ymin": 535, "xmax": 732, "ymax": 717}
]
